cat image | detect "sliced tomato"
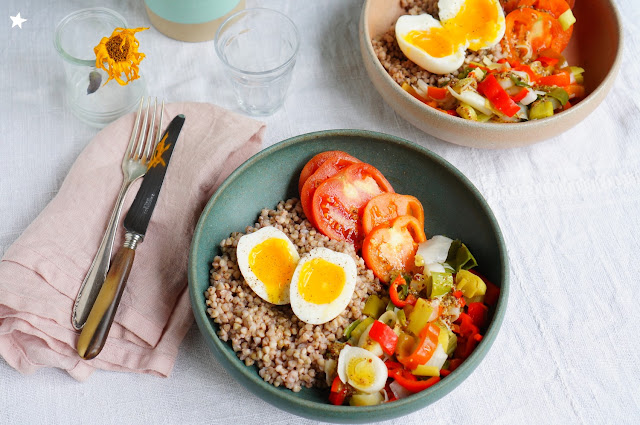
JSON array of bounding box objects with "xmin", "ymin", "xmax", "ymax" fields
[
  {"xmin": 300, "ymin": 156, "xmax": 361, "ymax": 226},
  {"xmin": 362, "ymin": 193, "xmax": 425, "ymax": 235},
  {"xmin": 298, "ymin": 151, "xmax": 361, "ymax": 193},
  {"xmin": 517, "ymin": 0, "xmax": 571, "ymax": 18},
  {"xmin": 362, "ymin": 215, "xmax": 426, "ymax": 283},
  {"xmin": 517, "ymin": 0, "xmax": 574, "ymax": 51},
  {"xmin": 500, "ymin": 0, "xmax": 521, "ymax": 14},
  {"xmin": 311, "ymin": 163, "xmax": 394, "ymax": 246},
  {"xmin": 502, "ymin": 0, "xmax": 574, "ymax": 15},
  {"xmin": 501, "ymin": 8, "xmax": 571, "ymax": 63}
]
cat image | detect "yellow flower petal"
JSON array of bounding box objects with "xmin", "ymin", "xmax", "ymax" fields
[{"xmin": 94, "ymin": 27, "xmax": 148, "ymax": 86}]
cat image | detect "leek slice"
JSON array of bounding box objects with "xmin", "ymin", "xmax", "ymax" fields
[
  {"xmin": 559, "ymin": 9, "xmax": 576, "ymax": 31},
  {"xmin": 530, "ymin": 99, "xmax": 555, "ymax": 119},
  {"xmin": 548, "ymin": 87, "xmax": 569, "ymax": 106},
  {"xmin": 447, "ymin": 86, "xmax": 494, "ymax": 116},
  {"xmin": 456, "ymin": 103, "xmax": 478, "ymax": 121},
  {"xmin": 349, "ymin": 391, "xmax": 384, "ymax": 406}
]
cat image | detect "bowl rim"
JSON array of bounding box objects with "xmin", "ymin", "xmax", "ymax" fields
[
  {"xmin": 188, "ymin": 129, "xmax": 510, "ymax": 422},
  {"xmin": 359, "ymin": 0, "xmax": 624, "ymax": 129}
]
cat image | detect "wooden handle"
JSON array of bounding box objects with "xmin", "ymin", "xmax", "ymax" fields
[{"xmin": 77, "ymin": 247, "xmax": 135, "ymax": 360}]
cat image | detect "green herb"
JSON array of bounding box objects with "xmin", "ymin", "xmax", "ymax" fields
[
  {"xmin": 446, "ymin": 240, "xmax": 478, "ymax": 272},
  {"xmin": 548, "ymin": 87, "xmax": 570, "ymax": 106},
  {"xmin": 510, "ymin": 74, "xmax": 530, "ymax": 88},
  {"xmin": 343, "ymin": 319, "xmax": 362, "ymax": 339},
  {"xmin": 398, "ymin": 284, "xmax": 409, "ymax": 300}
]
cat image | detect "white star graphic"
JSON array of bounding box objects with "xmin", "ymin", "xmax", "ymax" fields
[{"xmin": 10, "ymin": 13, "xmax": 27, "ymax": 29}]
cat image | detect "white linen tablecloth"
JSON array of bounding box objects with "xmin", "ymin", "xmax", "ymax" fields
[{"xmin": 1, "ymin": 0, "xmax": 638, "ymax": 423}]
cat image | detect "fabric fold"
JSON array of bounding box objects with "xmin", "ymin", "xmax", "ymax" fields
[{"xmin": 0, "ymin": 102, "xmax": 265, "ymax": 380}]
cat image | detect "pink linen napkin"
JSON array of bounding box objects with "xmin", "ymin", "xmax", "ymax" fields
[{"xmin": 0, "ymin": 102, "xmax": 265, "ymax": 381}]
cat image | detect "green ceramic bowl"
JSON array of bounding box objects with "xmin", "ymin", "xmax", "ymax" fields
[{"xmin": 188, "ymin": 129, "xmax": 509, "ymax": 423}]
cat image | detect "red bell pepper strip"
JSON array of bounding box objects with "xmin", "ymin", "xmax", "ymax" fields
[
  {"xmin": 440, "ymin": 369, "xmax": 452, "ymax": 377},
  {"xmin": 385, "ymin": 383, "xmax": 398, "ymax": 402},
  {"xmin": 537, "ymin": 70, "xmax": 571, "ymax": 86},
  {"xmin": 454, "ymin": 333, "xmax": 481, "ymax": 359},
  {"xmin": 393, "ymin": 374, "xmax": 441, "ymax": 393},
  {"xmin": 510, "ymin": 87, "xmax": 529, "ymax": 103},
  {"xmin": 441, "ymin": 109, "xmax": 458, "ymax": 116},
  {"xmin": 384, "ymin": 360, "xmax": 403, "ymax": 371},
  {"xmin": 397, "ymin": 323, "xmax": 440, "ymax": 370},
  {"xmin": 467, "ymin": 302, "xmax": 489, "ymax": 329},
  {"xmin": 468, "ymin": 63, "xmax": 491, "ymax": 72},
  {"xmin": 448, "ymin": 358, "xmax": 463, "ymax": 371},
  {"xmin": 427, "ymin": 86, "xmax": 448, "ymax": 100},
  {"xmin": 537, "ymin": 56, "xmax": 559, "ymax": 67},
  {"xmin": 388, "ymin": 367, "xmax": 417, "ymax": 381},
  {"xmin": 389, "ymin": 275, "xmax": 417, "ymax": 308},
  {"xmin": 369, "ymin": 320, "xmax": 398, "ymax": 356},
  {"xmin": 328, "ymin": 376, "xmax": 349, "ymax": 405},
  {"xmin": 455, "ymin": 312, "xmax": 479, "ymax": 338},
  {"xmin": 513, "ymin": 64, "xmax": 539, "ymax": 83},
  {"xmin": 478, "ymin": 74, "xmax": 521, "ymax": 117}
]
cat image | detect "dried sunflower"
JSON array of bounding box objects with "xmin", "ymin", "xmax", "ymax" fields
[{"xmin": 94, "ymin": 27, "xmax": 148, "ymax": 86}]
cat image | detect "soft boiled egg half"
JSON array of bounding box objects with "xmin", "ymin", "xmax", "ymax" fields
[
  {"xmin": 395, "ymin": 0, "xmax": 506, "ymax": 74},
  {"xmin": 290, "ymin": 247, "xmax": 357, "ymax": 325},
  {"xmin": 236, "ymin": 226, "xmax": 300, "ymax": 305}
]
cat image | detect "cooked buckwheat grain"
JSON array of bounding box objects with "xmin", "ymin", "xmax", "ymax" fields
[
  {"xmin": 371, "ymin": 0, "xmax": 505, "ymax": 88},
  {"xmin": 205, "ymin": 199, "xmax": 384, "ymax": 392}
]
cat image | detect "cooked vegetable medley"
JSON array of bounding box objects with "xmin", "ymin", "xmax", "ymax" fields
[
  {"xmin": 324, "ymin": 237, "xmax": 499, "ymax": 406},
  {"xmin": 209, "ymin": 150, "xmax": 500, "ymax": 400},
  {"xmin": 298, "ymin": 151, "xmax": 500, "ymax": 405},
  {"xmin": 395, "ymin": 0, "xmax": 584, "ymax": 121}
]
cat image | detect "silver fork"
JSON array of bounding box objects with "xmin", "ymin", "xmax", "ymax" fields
[{"xmin": 72, "ymin": 97, "xmax": 164, "ymax": 330}]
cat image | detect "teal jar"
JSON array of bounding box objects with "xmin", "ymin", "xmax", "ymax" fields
[{"xmin": 145, "ymin": 0, "xmax": 245, "ymax": 42}]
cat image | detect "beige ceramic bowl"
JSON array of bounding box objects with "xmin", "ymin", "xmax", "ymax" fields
[{"xmin": 359, "ymin": 0, "xmax": 623, "ymax": 148}]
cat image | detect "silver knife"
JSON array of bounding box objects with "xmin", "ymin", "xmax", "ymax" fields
[{"xmin": 76, "ymin": 114, "xmax": 185, "ymax": 360}]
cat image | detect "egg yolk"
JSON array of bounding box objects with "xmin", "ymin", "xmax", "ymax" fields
[
  {"xmin": 347, "ymin": 357, "xmax": 376, "ymax": 389},
  {"xmin": 404, "ymin": 0, "xmax": 500, "ymax": 57},
  {"xmin": 297, "ymin": 258, "xmax": 346, "ymax": 305},
  {"xmin": 248, "ymin": 238, "xmax": 297, "ymax": 303}
]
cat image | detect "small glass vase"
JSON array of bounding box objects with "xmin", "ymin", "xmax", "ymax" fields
[{"xmin": 54, "ymin": 8, "xmax": 146, "ymax": 128}]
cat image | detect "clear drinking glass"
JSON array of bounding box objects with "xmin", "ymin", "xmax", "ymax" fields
[
  {"xmin": 54, "ymin": 8, "xmax": 147, "ymax": 128},
  {"xmin": 214, "ymin": 8, "xmax": 300, "ymax": 116}
]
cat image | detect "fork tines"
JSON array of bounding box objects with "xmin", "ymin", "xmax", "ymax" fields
[{"xmin": 126, "ymin": 97, "xmax": 165, "ymax": 163}]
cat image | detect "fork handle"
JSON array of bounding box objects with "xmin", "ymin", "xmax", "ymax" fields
[
  {"xmin": 71, "ymin": 180, "xmax": 133, "ymax": 330},
  {"xmin": 76, "ymin": 234, "xmax": 140, "ymax": 360}
]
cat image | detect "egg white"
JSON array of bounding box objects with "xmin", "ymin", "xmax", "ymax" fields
[
  {"xmin": 395, "ymin": 0, "xmax": 506, "ymax": 75},
  {"xmin": 337, "ymin": 345, "xmax": 388, "ymax": 393},
  {"xmin": 395, "ymin": 14, "xmax": 467, "ymax": 75},
  {"xmin": 289, "ymin": 247, "xmax": 357, "ymax": 325},
  {"xmin": 236, "ymin": 226, "xmax": 300, "ymax": 305},
  {"xmin": 438, "ymin": 0, "xmax": 469, "ymax": 21}
]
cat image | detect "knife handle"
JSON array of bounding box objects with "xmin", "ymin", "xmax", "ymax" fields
[{"xmin": 76, "ymin": 244, "xmax": 136, "ymax": 360}]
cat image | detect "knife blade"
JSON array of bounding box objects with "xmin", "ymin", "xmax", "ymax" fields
[{"xmin": 77, "ymin": 114, "xmax": 185, "ymax": 360}]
